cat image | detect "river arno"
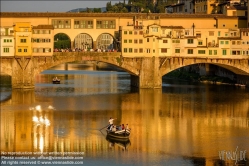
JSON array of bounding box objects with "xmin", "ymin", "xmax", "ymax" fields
[{"xmin": 1, "ymin": 63, "xmax": 249, "ymax": 166}]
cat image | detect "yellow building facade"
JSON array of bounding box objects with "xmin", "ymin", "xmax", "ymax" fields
[
  {"xmin": 121, "ymin": 17, "xmax": 249, "ymax": 58},
  {"xmin": 32, "ymin": 25, "xmax": 54, "ymax": 56},
  {"xmin": 14, "ymin": 22, "xmax": 32, "ymax": 56}
]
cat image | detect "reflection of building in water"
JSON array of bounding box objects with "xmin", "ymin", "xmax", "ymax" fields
[
  {"xmin": 74, "ymin": 33, "xmax": 93, "ymax": 49},
  {"xmin": 96, "ymin": 33, "xmax": 113, "ymax": 50},
  {"xmin": 120, "ymin": 89, "xmax": 249, "ymax": 165},
  {"xmin": 1, "ymin": 111, "xmax": 15, "ymax": 151}
]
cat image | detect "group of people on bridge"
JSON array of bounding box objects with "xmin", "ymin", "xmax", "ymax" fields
[{"xmin": 53, "ymin": 48, "xmax": 119, "ymax": 53}]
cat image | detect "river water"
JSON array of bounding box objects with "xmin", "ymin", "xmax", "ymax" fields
[{"xmin": 1, "ymin": 63, "xmax": 249, "ymax": 166}]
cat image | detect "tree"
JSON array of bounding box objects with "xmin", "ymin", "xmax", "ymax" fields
[{"xmin": 106, "ymin": 1, "xmax": 112, "ymax": 11}]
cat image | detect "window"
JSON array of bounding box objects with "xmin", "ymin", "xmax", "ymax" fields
[
  {"xmin": 163, "ymin": 40, "xmax": 167, "ymax": 43},
  {"xmin": 218, "ymin": 31, "xmax": 220, "ymax": 36},
  {"xmin": 147, "ymin": 38, "xmax": 149, "ymax": 42},
  {"xmin": 222, "ymin": 49, "xmax": 227, "ymax": 55},
  {"xmin": 237, "ymin": 41, "xmax": 241, "ymax": 45},
  {"xmin": 175, "ymin": 49, "xmax": 180, "ymax": 53},
  {"xmin": 223, "ymin": 24, "xmax": 225, "ymax": 27},
  {"xmin": 185, "ymin": 30, "xmax": 189, "ymax": 35},
  {"xmin": 52, "ymin": 19, "xmax": 71, "ymax": 29},
  {"xmin": 198, "ymin": 41, "xmax": 203, "ymax": 45},
  {"xmin": 18, "ymin": 49, "xmax": 22, "ymax": 52},
  {"xmin": 134, "ymin": 49, "xmax": 138, "ymax": 53},
  {"xmin": 172, "ymin": 40, "xmax": 180, "ymax": 43},
  {"xmin": 24, "ymin": 49, "xmax": 27, "ymax": 52},
  {"xmin": 153, "ymin": 49, "xmax": 155, "ymax": 53},
  {"xmin": 124, "ymin": 40, "xmax": 127, "ymax": 43},
  {"xmin": 20, "ymin": 39, "xmax": 26, "ymax": 43},
  {"xmin": 187, "ymin": 39, "xmax": 193, "ymax": 44},
  {"xmin": 124, "ymin": 31, "xmax": 127, "ymax": 35},
  {"xmin": 134, "ymin": 31, "xmax": 138, "ymax": 35},
  {"xmin": 4, "ymin": 39, "xmax": 6, "ymax": 42},
  {"xmin": 124, "ymin": 48, "xmax": 127, "ymax": 52},
  {"xmin": 198, "ymin": 50, "xmax": 205, "ymax": 54},
  {"xmin": 232, "ymin": 41, "xmax": 236, "ymax": 45},
  {"xmin": 3, "ymin": 48, "xmax": 9, "ymax": 53},
  {"xmin": 129, "ymin": 48, "xmax": 132, "ymax": 53},
  {"xmin": 161, "ymin": 48, "xmax": 167, "ymax": 53},
  {"xmin": 214, "ymin": 50, "xmax": 217, "ymax": 55},
  {"xmin": 220, "ymin": 41, "xmax": 224, "ymax": 45},
  {"xmin": 152, "ymin": 27, "xmax": 158, "ymax": 32},
  {"xmin": 188, "ymin": 49, "xmax": 193, "ymax": 54},
  {"xmin": 225, "ymin": 41, "xmax": 229, "ymax": 44},
  {"xmin": 134, "ymin": 39, "xmax": 138, "ymax": 44},
  {"xmin": 139, "ymin": 39, "xmax": 143, "ymax": 44},
  {"xmin": 139, "ymin": 48, "xmax": 143, "ymax": 53},
  {"xmin": 196, "ymin": 33, "xmax": 201, "ymax": 38},
  {"xmin": 209, "ymin": 50, "xmax": 212, "ymax": 55},
  {"xmin": 146, "ymin": 49, "xmax": 150, "ymax": 53},
  {"xmin": 209, "ymin": 31, "xmax": 214, "ymax": 36},
  {"xmin": 129, "ymin": 31, "xmax": 132, "ymax": 35},
  {"xmin": 139, "ymin": 31, "xmax": 143, "ymax": 35},
  {"xmin": 129, "ymin": 39, "xmax": 132, "ymax": 43},
  {"xmin": 96, "ymin": 20, "xmax": 115, "ymax": 29},
  {"xmin": 74, "ymin": 20, "xmax": 93, "ymax": 29}
]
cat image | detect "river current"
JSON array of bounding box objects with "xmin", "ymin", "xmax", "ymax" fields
[{"xmin": 1, "ymin": 63, "xmax": 249, "ymax": 166}]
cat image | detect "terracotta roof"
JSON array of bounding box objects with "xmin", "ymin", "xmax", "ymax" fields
[
  {"xmin": 0, "ymin": 12, "xmax": 238, "ymax": 19},
  {"xmin": 32, "ymin": 25, "xmax": 54, "ymax": 29}
]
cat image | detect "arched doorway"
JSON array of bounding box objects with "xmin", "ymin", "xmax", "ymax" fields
[
  {"xmin": 96, "ymin": 33, "xmax": 114, "ymax": 50},
  {"xmin": 74, "ymin": 33, "xmax": 93, "ymax": 50},
  {"xmin": 54, "ymin": 33, "xmax": 71, "ymax": 49}
]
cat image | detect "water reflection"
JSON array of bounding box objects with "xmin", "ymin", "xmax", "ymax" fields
[{"xmin": 1, "ymin": 70, "xmax": 249, "ymax": 165}]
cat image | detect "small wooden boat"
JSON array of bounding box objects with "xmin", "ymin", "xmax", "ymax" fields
[
  {"xmin": 52, "ymin": 80, "xmax": 60, "ymax": 84},
  {"xmin": 106, "ymin": 128, "xmax": 131, "ymax": 141},
  {"xmin": 52, "ymin": 77, "xmax": 60, "ymax": 84},
  {"xmin": 106, "ymin": 135, "xmax": 131, "ymax": 150}
]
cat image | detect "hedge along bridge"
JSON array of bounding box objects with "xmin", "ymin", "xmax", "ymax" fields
[{"xmin": 1, "ymin": 52, "xmax": 249, "ymax": 89}]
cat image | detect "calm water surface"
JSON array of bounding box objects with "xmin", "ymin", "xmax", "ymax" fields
[{"xmin": 1, "ymin": 63, "xmax": 249, "ymax": 166}]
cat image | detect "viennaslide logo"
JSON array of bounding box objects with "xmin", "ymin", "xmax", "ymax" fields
[{"xmin": 219, "ymin": 146, "xmax": 247, "ymax": 165}]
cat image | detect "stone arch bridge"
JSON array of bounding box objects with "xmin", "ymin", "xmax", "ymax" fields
[{"xmin": 1, "ymin": 52, "xmax": 249, "ymax": 88}]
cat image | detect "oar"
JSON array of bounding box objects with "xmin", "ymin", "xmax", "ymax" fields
[{"xmin": 99, "ymin": 124, "xmax": 109, "ymax": 131}]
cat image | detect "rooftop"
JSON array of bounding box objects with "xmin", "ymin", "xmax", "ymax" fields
[{"xmin": 0, "ymin": 12, "xmax": 238, "ymax": 19}]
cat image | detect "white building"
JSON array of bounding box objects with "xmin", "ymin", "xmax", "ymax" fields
[{"xmin": 0, "ymin": 27, "xmax": 14, "ymax": 56}]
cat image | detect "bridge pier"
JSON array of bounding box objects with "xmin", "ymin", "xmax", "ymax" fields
[
  {"xmin": 12, "ymin": 56, "xmax": 35, "ymax": 89},
  {"xmin": 131, "ymin": 57, "xmax": 162, "ymax": 88}
]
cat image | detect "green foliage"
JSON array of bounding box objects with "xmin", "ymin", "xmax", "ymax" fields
[
  {"xmin": 54, "ymin": 34, "xmax": 71, "ymax": 49},
  {"xmin": 54, "ymin": 40, "xmax": 71, "ymax": 49}
]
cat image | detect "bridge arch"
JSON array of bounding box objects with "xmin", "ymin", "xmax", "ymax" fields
[
  {"xmin": 73, "ymin": 33, "xmax": 93, "ymax": 50},
  {"xmin": 54, "ymin": 33, "xmax": 71, "ymax": 49},
  {"xmin": 96, "ymin": 33, "xmax": 116, "ymax": 50},
  {"xmin": 160, "ymin": 58, "xmax": 249, "ymax": 77}
]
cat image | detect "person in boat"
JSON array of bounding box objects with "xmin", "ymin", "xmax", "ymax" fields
[
  {"xmin": 121, "ymin": 124, "xmax": 125, "ymax": 130},
  {"xmin": 126, "ymin": 124, "xmax": 129, "ymax": 130},
  {"xmin": 112, "ymin": 125, "xmax": 116, "ymax": 132},
  {"xmin": 108, "ymin": 117, "xmax": 116, "ymax": 130},
  {"xmin": 53, "ymin": 77, "xmax": 60, "ymax": 81}
]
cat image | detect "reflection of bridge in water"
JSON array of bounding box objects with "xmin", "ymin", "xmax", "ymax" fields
[{"xmin": 1, "ymin": 89, "xmax": 248, "ymax": 165}]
